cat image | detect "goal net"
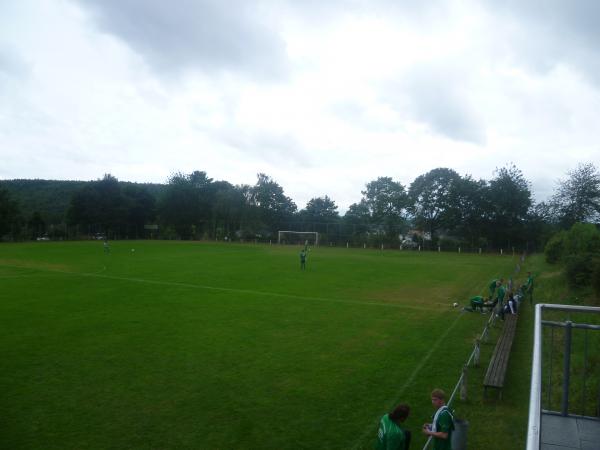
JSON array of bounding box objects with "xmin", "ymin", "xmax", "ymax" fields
[{"xmin": 278, "ymin": 231, "xmax": 319, "ymax": 246}]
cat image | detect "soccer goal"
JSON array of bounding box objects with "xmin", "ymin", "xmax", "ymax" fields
[{"xmin": 278, "ymin": 231, "xmax": 319, "ymax": 246}]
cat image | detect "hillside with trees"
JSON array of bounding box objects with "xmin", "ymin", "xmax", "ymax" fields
[{"xmin": 1, "ymin": 163, "xmax": 599, "ymax": 256}]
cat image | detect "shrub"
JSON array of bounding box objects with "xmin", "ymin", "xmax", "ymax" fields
[
  {"xmin": 545, "ymin": 231, "xmax": 566, "ymax": 263},
  {"xmin": 564, "ymin": 253, "xmax": 594, "ymax": 288},
  {"xmin": 591, "ymin": 258, "xmax": 600, "ymax": 302},
  {"xmin": 563, "ymin": 223, "xmax": 600, "ymax": 256}
]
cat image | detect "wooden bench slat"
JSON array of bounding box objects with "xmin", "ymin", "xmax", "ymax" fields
[{"xmin": 483, "ymin": 315, "xmax": 518, "ymax": 391}]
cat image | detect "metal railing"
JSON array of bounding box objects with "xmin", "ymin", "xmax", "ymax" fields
[{"xmin": 526, "ymin": 304, "xmax": 600, "ymax": 450}]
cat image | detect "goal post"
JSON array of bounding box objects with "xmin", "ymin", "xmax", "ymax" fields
[{"xmin": 278, "ymin": 231, "xmax": 319, "ymax": 246}]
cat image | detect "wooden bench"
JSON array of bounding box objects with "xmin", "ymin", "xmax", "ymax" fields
[{"xmin": 483, "ymin": 314, "xmax": 518, "ymax": 399}]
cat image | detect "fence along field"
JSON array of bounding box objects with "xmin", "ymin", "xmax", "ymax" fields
[{"xmin": 0, "ymin": 240, "xmax": 517, "ymax": 449}]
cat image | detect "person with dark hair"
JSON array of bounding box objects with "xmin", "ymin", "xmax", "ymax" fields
[
  {"xmin": 504, "ymin": 292, "xmax": 517, "ymax": 315},
  {"xmin": 488, "ymin": 278, "xmax": 503, "ymax": 298},
  {"xmin": 423, "ymin": 389, "xmax": 454, "ymax": 450},
  {"xmin": 376, "ymin": 403, "xmax": 411, "ymax": 450}
]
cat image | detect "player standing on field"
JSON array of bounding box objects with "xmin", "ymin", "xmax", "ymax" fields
[{"xmin": 299, "ymin": 249, "xmax": 306, "ymax": 270}]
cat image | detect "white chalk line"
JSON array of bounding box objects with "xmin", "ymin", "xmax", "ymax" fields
[
  {"xmin": 0, "ymin": 264, "xmax": 441, "ymax": 312},
  {"xmin": 351, "ymin": 310, "xmax": 465, "ymax": 449}
]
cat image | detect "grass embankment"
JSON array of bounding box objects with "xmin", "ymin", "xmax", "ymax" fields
[
  {"xmin": 454, "ymin": 253, "xmax": 600, "ymax": 450},
  {"xmin": 1, "ymin": 241, "xmax": 527, "ymax": 449}
]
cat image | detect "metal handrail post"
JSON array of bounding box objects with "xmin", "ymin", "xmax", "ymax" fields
[
  {"xmin": 561, "ymin": 321, "xmax": 573, "ymax": 416},
  {"xmin": 526, "ymin": 303, "xmax": 543, "ymax": 450}
]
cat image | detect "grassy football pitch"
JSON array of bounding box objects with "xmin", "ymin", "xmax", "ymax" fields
[{"xmin": 0, "ymin": 241, "xmax": 519, "ymax": 449}]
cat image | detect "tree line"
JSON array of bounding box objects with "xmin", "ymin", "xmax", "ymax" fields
[{"xmin": 1, "ymin": 163, "xmax": 599, "ymax": 252}]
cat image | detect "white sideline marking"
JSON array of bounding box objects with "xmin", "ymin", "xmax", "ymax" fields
[
  {"xmin": 351, "ymin": 311, "xmax": 465, "ymax": 449},
  {"xmin": 0, "ymin": 264, "xmax": 440, "ymax": 312}
]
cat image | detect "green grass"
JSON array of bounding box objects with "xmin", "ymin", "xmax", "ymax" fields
[
  {"xmin": 452, "ymin": 254, "xmax": 600, "ymax": 450},
  {"xmin": 1, "ymin": 241, "xmax": 522, "ymax": 449}
]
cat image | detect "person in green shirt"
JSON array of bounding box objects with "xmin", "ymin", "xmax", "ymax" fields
[
  {"xmin": 488, "ymin": 278, "xmax": 501, "ymax": 298},
  {"xmin": 496, "ymin": 282, "xmax": 507, "ymax": 319},
  {"xmin": 376, "ymin": 403, "xmax": 411, "ymax": 450},
  {"xmin": 468, "ymin": 295, "xmax": 485, "ymax": 313},
  {"xmin": 299, "ymin": 249, "xmax": 307, "ymax": 270},
  {"xmin": 525, "ymin": 271, "xmax": 534, "ymax": 304},
  {"xmin": 423, "ymin": 389, "xmax": 454, "ymax": 450}
]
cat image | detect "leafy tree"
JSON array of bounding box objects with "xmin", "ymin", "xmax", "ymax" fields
[
  {"xmin": 210, "ymin": 181, "xmax": 247, "ymax": 239},
  {"xmin": 298, "ymin": 196, "xmax": 340, "ymax": 239},
  {"xmin": 544, "ymin": 223, "xmax": 600, "ymax": 289},
  {"xmin": 122, "ymin": 184, "xmax": 157, "ymax": 238},
  {"xmin": 445, "ymin": 175, "xmax": 489, "ymax": 248},
  {"xmin": 300, "ymin": 196, "xmax": 339, "ymax": 223},
  {"xmin": 486, "ymin": 164, "xmax": 532, "ymax": 249},
  {"xmin": 67, "ymin": 174, "xmax": 125, "ymax": 234},
  {"xmin": 360, "ymin": 177, "xmax": 408, "ymax": 243},
  {"xmin": 28, "ymin": 211, "xmax": 46, "ymax": 238},
  {"xmin": 342, "ymin": 200, "xmax": 371, "ymax": 243},
  {"xmin": 67, "ymin": 174, "xmax": 158, "ymax": 238},
  {"xmin": 551, "ymin": 163, "xmax": 600, "ymax": 228},
  {"xmin": 544, "ymin": 231, "xmax": 567, "ymax": 263},
  {"xmin": 249, "ymin": 173, "xmax": 297, "ymax": 234},
  {"xmin": 408, "ymin": 168, "xmax": 461, "ymax": 241},
  {"xmin": 158, "ymin": 171, "xmax": 214, "ymax": 239},
  {"xmin": 0, "ymin": 187, "xmax": 21, "ymax": 238}
]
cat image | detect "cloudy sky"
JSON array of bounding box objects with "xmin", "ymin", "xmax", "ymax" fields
[{"xmin": 1, "ymin": 0, "xmax": 599, "ymax": 212}]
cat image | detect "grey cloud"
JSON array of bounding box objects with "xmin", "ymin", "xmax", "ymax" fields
[
  {"xmin": 281, "ymin": 0, "xmax": 447, "ymax": 23},
  {"xmin": 384, "ymin": 65, "xmax": 486, "ymax": 145},
  {"xmin": 0, "ymin": 44, "xmax": 31, "ymax": 79},
  {"xmin": 74, "ymin": 0, "xmax": 289, "ymax": 79},
  {"xmin": 212, "ymin": 128, "xmax": 312, "ymax": 168},
  {"xmin": 485, "ymin": 0, "xmax": 600, "ymax": 84}
]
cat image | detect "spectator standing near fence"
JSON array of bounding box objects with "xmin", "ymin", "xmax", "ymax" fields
[
  {"xmin": 496, "ymin": 280, "xmax": 507, "ymax": 320},
  {"xmin": 376, "ymin": 403, "xmax": 411, "ymax": 450},
  {"xmin": 525, "ymin": 271, "xmax": 534, "ymax": 304},
  {"xmin": 423, "ymin": 389, "xmax": 454, "ymax": 450},
  {"xmin": 488, "ymin": 278, "xmax": 504, "ymax": 300}
]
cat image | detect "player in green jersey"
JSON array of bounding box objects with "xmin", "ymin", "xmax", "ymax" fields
[
  {"xmin": 525, "ymin": 271, "xmax": 534, "ymax": 304},
  {"xmin": 299, "ymin": 249, "xmax": 307, "ymax": 270},
  {"xmin": 468, "ymin": 295, "xmax": 486, "ymax": 313},
  {"xmin": 423, "ymin": 389, "xmax": 454, "ymax": 450},
  {"xmin": 488, "ymin": 278, "xmax": 503, "ymax": 298},
  {"xmin": 495, "ymin": 281, "xmax": 508, "ymax": 319},
  {"xmin": 376, "ymin": 403, "xmax": 411, "ymax": 450}
]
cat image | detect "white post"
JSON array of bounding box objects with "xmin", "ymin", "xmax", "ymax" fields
[
  {"xmin": 269, "ymin": 240, "xmax": 271, "ymax": 245},
  {"xmin": 479, "ymin": 248, "xmax": 482, "ymax": 254},
  {"xmin": 418, "ymin": 245, "xmax": 421, "ymax": 251},
  {"xmin": 346, "ymin": 242, "xmax": 349, "ymax": 248},
  {"xmin": 438, "ymin": 246, "xmax": 441, "ymax": 252},
  {"xmin": 460, "ymin": 365, "xmax": 468, "ymax": 401},
  {"xmin": 364, "ymin": 243, "xmax": 366, "ymax": 249},
  {"xmin": 381, "ymin": 243, "xmax": 384, "ymax": 250},
  {"xmin": 458, "ymin": 247, "xmax": 461, "ymax": 253},
  {"xmin": 501, "ymin": 248, "xmax": 503, "ymax": 255}
]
